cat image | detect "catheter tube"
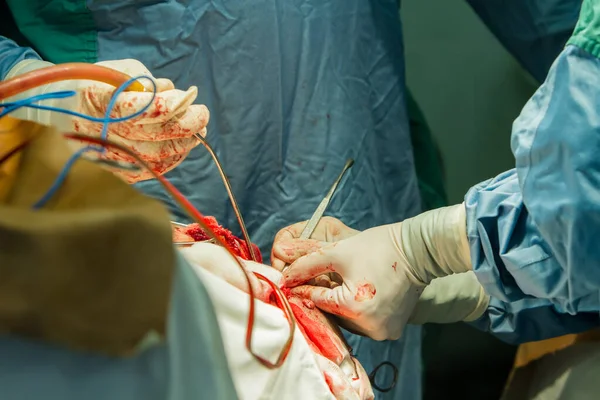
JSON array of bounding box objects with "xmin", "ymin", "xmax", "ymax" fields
[{"xmin": 0, "ymin": 63, "xmax": 146, "ymax": 100}]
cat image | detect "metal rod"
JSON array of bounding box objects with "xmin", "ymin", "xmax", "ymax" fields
[
  {"xmin": 170, "ymin": 221, "xmax": 188, "ymax": 227},
  {"xmin": 194, "ymin": 133, "xmax": 258, "ymax": 262}
]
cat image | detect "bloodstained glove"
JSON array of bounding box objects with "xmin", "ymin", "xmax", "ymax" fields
[
  {"xmin": 5, "ymin": 58, "xmax": 209, "ymax": 183},
  {"xmin": 276, "ymin": 204, "xmax": 472, "ymax": 340}
]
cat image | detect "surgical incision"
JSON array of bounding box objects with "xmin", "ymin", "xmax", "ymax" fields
[{"xmin": 171, "ymin": 218, "xmax": 371, "ymax": 397}]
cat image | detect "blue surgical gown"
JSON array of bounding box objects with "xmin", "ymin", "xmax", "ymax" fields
[
  {"xmin": 466, "ymin": 0, "xmax": 600, "ymax": 344},
  {"xmin": 0, "ymin": 253, "xmax": 238, "ymax": 400}
]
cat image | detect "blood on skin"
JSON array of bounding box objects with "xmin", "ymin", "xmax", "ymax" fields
[
  {"xmin": 324, "ymin": 373, "xmax": 334, "ymax": 393},
  {"xmin": 289, "ymin": 302, "xmax": 345, "ymax": 364},
  {"xmin": 287, "ymin": 302, "xmax": 325, "ymax": 355},
  {"xmin": 392, "ymin": 262, "xmax": 397, "ymax": 272},
  {"xmin": 284, "ymin": 289, "xmax": 348, "ymax": 366},
  {"xmin": 288, "ymin": 285, "xmax": 360, "ymax": 320},
  {"xmin": 171, "ymin": 216, "xmax": 262, "ymax": 263},
  {"xmin": 354, "ymin": 282, "xmax": 376, "ymax": 302}
]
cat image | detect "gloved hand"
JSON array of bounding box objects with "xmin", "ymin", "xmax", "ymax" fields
[
  {"xmin": 274, "ymin": 204, "xmax": 472, "ymax": 340},
  {"xmin": 4, "ymin": 58, "xmax": 209, "ymax": 183},
  {"xmin": 273, "ymin": 218, "xmax": 489, "ymax": 325},
  {"xmin": 271, "ymin": 216, "xmax": 359, "ymax": 288}
]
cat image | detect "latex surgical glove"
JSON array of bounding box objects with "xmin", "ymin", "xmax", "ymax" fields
[
  {"xmin": 272, "ymin": 213, "xmax": 486, "ymax": 327},
  {"xmin": 408, "ymin": 271, "xmax": 489, "ymax": 324},
  {"xmin": 4, "ymin": 58, "xmax": 209, "ymax": 183},
  {"xmin": 271, "ymin": 217, "xmax": 359, "ymax": 270},
  {"xmin": 280, "ymin": 204, "xmax": 471, "ymax": 340},
  {"xmin": 271, "ymin": 216, "xmax": 359, "ymax": 287}
]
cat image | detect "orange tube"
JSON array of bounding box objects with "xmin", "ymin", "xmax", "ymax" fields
[{"xmin": 0, "ymin": 63, "xmax": 147, "ymax": 101}]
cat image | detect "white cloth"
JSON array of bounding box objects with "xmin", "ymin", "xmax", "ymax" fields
[{"xmin": 181, "ymin": 244, "xmax": 335, "ymax": 400}]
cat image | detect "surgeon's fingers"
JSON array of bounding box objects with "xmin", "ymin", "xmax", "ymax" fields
[
  {"xmin": 114, "ymin": 100, "xmax": 209, "ymax": 141},
  {"xmin": 153, "ymin": 78, "xmax": 175, "ymax": 92},
  {"xmin": 314, "ymin": 354, "xmax": 361, "ymax": 400},
  {"xmin": 132, "ymin": 103, "xmax": 210, "ymax": 140},
  {"xmin": 82, "ymin": 86, "xmax": 207, "ymax": 139},
  {"xmin": 271, "ymin": 221, "xmax": 309, "ymax": 268},
  {"xmin": 125, "ymin": 76, "xmax": 174, "ymax": 92},
  {"xmin": 104, "ymin": 134, "xmax": 201, "ymax": 162},
  {"xmin": 289, "ymin": 285, "xmax": 360, "ymax": 321},
  {"xmin": 273, "ymin": 220, "xmax": 310, "ymax": 243},
  {"xmin": 312, "ymin": 274, "xmax": 333, "ymax": 288},
  {"xmin": 133, "ymin": 87, "xmax": 199, "ymax": 126},
  {"xmin": 281, "ymin": 249, "xmax": 340, "ymax": 287},
  {"xmin": 132, "ymin": 77, "xmax": 174, "ymax": 92},
  {"xmin": 115, "ymin": 153, "xmax": 187, "ymax": 183},
  {"xmin": 271, "ymin": 238, "xmax": 325, "ymax": 271}
]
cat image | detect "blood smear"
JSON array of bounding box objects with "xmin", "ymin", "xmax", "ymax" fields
[
  {"xmin": 171, "ymin": 217, "xmax": 262, "ymax": 263},
  {"xmin": 354, "ymin": 282, "xmax": 376, "ymax": 302},
  {"xmin": 289, "ymin": 295, "xmax": 351, "ymax": 368},
  {"xmin": 324, "ymin": 372, "xmax": 334, "ymax": 393}
]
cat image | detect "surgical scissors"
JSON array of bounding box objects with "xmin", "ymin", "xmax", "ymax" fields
[
  {"xmin": 299, "ymin": 158, "xmax": 354, "ymax": 240},
  {"xmin": 295, "ymin": 158, "xmax": 399, "ymax": 393}
]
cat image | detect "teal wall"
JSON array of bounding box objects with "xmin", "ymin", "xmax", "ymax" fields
[{"xmin": 403, "ymin": 0, "xmax": 538, "ymax": 203}]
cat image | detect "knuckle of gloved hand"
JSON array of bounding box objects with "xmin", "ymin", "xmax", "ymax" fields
[{"xmin": 194, "ymin": 103, "xmax": 210, "ymax": 122}]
